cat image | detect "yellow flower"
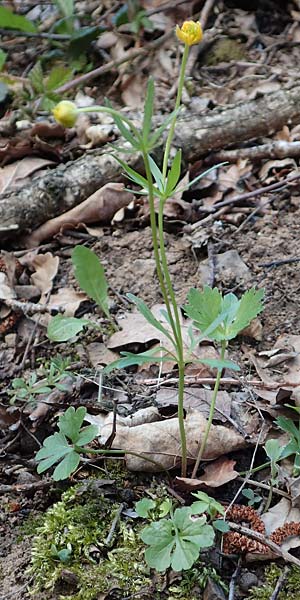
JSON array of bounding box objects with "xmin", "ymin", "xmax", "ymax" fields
[
  {"xmin": 175, "ymin": 20, "xmax": 203, "ymax": 46},
  {"xmin": 52, "ymin": 101, "xmax": 78, "ymax": 127}
]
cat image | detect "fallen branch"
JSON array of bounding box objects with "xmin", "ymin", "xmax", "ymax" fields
[{"xmin": 3, "ymin": 85, "xmax": 300, "ymax": 242}]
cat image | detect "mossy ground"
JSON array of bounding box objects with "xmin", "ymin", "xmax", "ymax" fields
[{"xmin": 248, "ymin": 564, "xmax": 300, "ymax": 600}]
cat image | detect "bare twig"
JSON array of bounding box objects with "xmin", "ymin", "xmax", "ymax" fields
[
  {"xmin": 259, "ymin": 257, "xmax": 300, "ymax": 268},
  {"xmin": 207, "ymin": 140, "xmax": 300, "ymax": 163},
  {"xmin": 55, "ymin": 31, "xmax": 173, "ymax": 94},
  {"xmin": 3, "ymin": 298, "xmax": 64, "ymax": 316},
  {"xmin": 0, "ymin": 28, "xmax": 70, "ymax": 40},
  {"xmin": 228, "ymin": 558, "xmax": 242, "ymax": 600},
  {"xmin": 236, "ymin": 476, "xmax": 290, "ymax": 499},
  {"xmin": 105, "ymin": 503, "xmax": 124, "ymax": 545},
  {"xmin": 228, "ymin": 522, "xmax": 300, "ymax": 568},
  {"xmin": 270, "ymin": 566, "xmax": 290, "ymax": 600}
]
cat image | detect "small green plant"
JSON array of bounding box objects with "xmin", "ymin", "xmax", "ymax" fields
[
  {"xmin": 48, "ymin": 245, "xmax": 115, "ymax": 342},
  {"xmin": 27, "ymin": 62, "xmax": 73, "ymax": 111},
  {"xmin": 263, "ymin": 438, "xmax": 283, "ymax": 511},
  {"xmin": 276, "ymin": 412, "xmax": 300, "ymax": 476},
  {"xmin": 135, "ymin": 491, "xmax": 228, "ymax": 572},
  {"xmin": 51, "ymin": 21, "xmax": 264, "ymax": 481},
  {"xmin": 242, "ymin": 488, "xmax": 262, "ymax": 507},
  {"xmin": 113, "ymin": 0, "xmax": 154, "ymax": 36},
  {"xmin": 0, "ymin": 6, "xmax": 37, "ymax": 33},
  {"xmin": 9, "ymin": 357, "xmax": 72, "ymax": 406}
]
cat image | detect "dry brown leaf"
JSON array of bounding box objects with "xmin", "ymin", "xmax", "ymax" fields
[
  {"xmin": 30, "ymin": 253, "xmax": 59, "ymax": 298},
  {"xmin": 24, "ymin": 183, "xmax": 135, "ymax": 247},
  {"xmin": 262, "ymin": 498, "xmax": 300, "ymax": 552},
  {"xmin": 197, "ymin": 250, "xmax": 250, "ymax": 287},
  {"xmin": 86, "ymin": 408, "xmax": 246, "ymax": 472},
  {"xmin": 0, "ymin": 272, "xmax": 15, "ymax": 300},
  {"xmin": 175, "ymin": 457, "xmax": 239, "ymax": 490},
  {"xmin": 0, "ymin": 157, "xmax": 55, "ymax": 194},
  {"xmin": 156, "ymin": 387, "xmax": 231, "ymax": 422}
]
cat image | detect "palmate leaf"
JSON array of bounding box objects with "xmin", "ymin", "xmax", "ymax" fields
[
  {"xmin": 72, "ymin": 245, "xmax": 110, "ymax": 318},
  {"xmin": 141, "ymin": 508, "xmax": 214, "ymax": 572},
  {"xmin": 184, "ymin": 286, "xmax": 264, "ymax": 341},
  {"xmin": 36, "ymin": 407, "xmax": 98, "ymax": 480}
]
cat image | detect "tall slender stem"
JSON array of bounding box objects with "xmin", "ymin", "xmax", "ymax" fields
[
  {"xmin": 191, "ymin": 340, "xmax": 227, "ymax": 479},
  {"xmin": 162, "ymin": 43, "xmax": 189, "ymax": 180},
  {"xmin": 143, "ymin": 152, "xmax": 180, "ymax": 349},
  {"xmin": 178, "ymin": 359, "xmax": 187, "ymax": 477}
]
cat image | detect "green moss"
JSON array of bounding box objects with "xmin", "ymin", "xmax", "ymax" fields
[
  {"xmin": 204, "ymin": 38, "xmax": 246, "ymax": 66},
  {"xmin": 28, "ymin": 484, "xmax": 150, "ymax": 599},
  {"xmin": 248, "ymin": 564, "xmax": 300, "ymax": 600}
]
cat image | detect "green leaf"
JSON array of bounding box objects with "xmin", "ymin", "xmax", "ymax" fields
[
  {"xmin": 45, "ymin": 66, "xmax": 73, "ymax": 91},
  {"xmin": 135, "ymin": 498, "xmax": 156, "ymax": 518},
  {"xmin": 28, "ymin": 62, "xmax": 44, "ymax": 94},
  {"xmin": 36, "ymin": 406, "xmax": 97, "ymax": 480},
  {"xmin": 142, "ymin": 78, "xmax": 155, "ymax": 143},
  {"xmin": 184, "ymin": 286, "xmax": 264, "ymax": 342},
  {"xmin": 127, "ymin": 294, "xmax": 175, "ymax": 345},
  {"xmin": 111, "ymin": 155, "xmax": 151, "ymax": 191},
  {"xmin": 69, "ymin": 26, "xmax": 104, "ymax": 59},
  {"xmin": 227, "ymin": 288, "xmax": 264, "ymax": 338},
  {"xmin": 276, "ymin": 416, "xmax": 300, "ymax": 445},
  {"xmin": 148, "ymin": 155, "xmax": 164, "ymax": 193},
  {"xmin": 213, "ymin": 519, "xmax": 230, "ymax": 533},
  {"xmin": 103, "ymin": 347, "xmax": 173, "ymax": 374},
  {"xmin": 0, "ymin": 50, "xmax": 7, "ymax": 71},
  {"xmin": 47, "ymin": 315, "xmax": 91, "ymax": 342},
  {"xmin": 72, "ymin": 245, "xmax": 110, "ymax": 318},
  {"xmin": 0, "ymin": 7, "xmax": 37, "ymax": 32},
  {"xmin": 177, "ymin": 163, "xmax": 227, "ymax": 194},
  {"xmin": 53, "ymin": 0, "xmax": 74, "ymax": 19},
  {"xmin": 148, "ymin": 108, "xmax": 180, "ymax": 149},
  {"xmin": 165, "ymin": 150, "xmax": 182, "ymax": 197},
  {"xmin": 107, "ymin": 108, "xmax": 140, "ymax": 149},
  {"xmin": 195, "ymin": 358, "xmax": 240, "ymax": 371},
  {"xmin": 141, "ymin": 508, "xmax": 214, "ymax": 572},
  {"xmin": 264, "ymin": 439, "xmax": 284, "ymax": 463},
  {"xmin": 191, "ymin": 492, "xmax": 225, "ymax": 518}
]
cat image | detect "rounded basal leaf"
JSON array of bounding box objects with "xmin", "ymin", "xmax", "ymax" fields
[{"xmin": 47, "ymin": 315, "xmax": 90, "ymax": 342}]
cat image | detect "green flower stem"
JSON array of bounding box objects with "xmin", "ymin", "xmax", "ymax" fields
[
  {"xmin": 162, "ymin": 42, "xmax": 189, "ymax": 180},
  {"xmin": 78, "ymin": 446, "xmax": 171, "ymax": 479},
  {"xmin": 191, "ymin": 340, "xmax": 227, "ymax": 479},
  {"xmin": 178, "ymin": 359, "xmax": 187, "ymax": 477},
  {"xmin": 142, "ymin": 151, "xmax": 180, "ymax": 350}
]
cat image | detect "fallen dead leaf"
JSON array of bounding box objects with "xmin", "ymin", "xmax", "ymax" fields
[
  {"xmin": 176, "ymin": 457, "xmax": 239, "ymax": 490},
  {"xmin": 24, "ymin": 183, "xmax": 135, "ymax": 247},
  {"xmin": 86, "ymin": 407, "xmax": 246, "ymax": 472},
  {"xmin": 156, "ymin": 387, "xmax": 231, "ymax": 422},
  {"xmin": 0, "ymin": 157, "xmax": 56, "ymax": 194},
  {"xmin": 197, "ymin": 250, "xmax": 250, "ymax": 287},
  {"xmin": 262, "ymin": 498, "xmax": 300, "ymax": 552},
  {"xmin": 30, "ymin": 253, "xmax": 59, "ymax": 298}
]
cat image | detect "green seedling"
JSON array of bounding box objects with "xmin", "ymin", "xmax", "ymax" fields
[
  {"xmin": 135, "ymin": 497, "xmax": 172, "ymax": 519},
  {"xmin": 191, "ymin": 491, "xmax": 229, "ymax": 533},
  {"xmin": 276, "ymin": 413, "xmax": 300, "ymax": 476},
  {"xmin": 242, "ymin": 488, "xmax": 262, "ymax": 507},
  {"xmin": 27, "ymin": 62, "xmax": 73, "ymax": 111},
  {"xmin": 139, "ymin": 504, "xmax": 215, "ymax": 572},
  {"xmin": 47, "ymin": 245, "xmax": 116, "ymax": 342},
  {"xmin": 263, "ymin": 439, "xmax": 283, "ymax": 511},
  {"xmin": 0, "ymin": 6, "xmax": 37, "ymax": 33},
  {"xmin": 113, "ymin": 0, "xmax": 154, "ymax": 36},
  {"xmin": 9, "ymin": 357, "xmax": 72, "ymax": 407}
]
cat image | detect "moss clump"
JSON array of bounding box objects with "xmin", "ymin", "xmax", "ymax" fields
[
  {"xmin": 204, "ymin": 38, "xmax": 246, "ymax": 65},
  {"xmin": 28, "ymin": 484, "xmax": 150, "ymax": 599},
  {"xmin": 248, "ymin": 564, "xmax": 300, "ymax": 600}
]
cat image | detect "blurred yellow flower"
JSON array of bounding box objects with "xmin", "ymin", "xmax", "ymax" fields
[
  {"xmin": 175, "ymin": 21, "xmax": 203, "ymax": 46},
  {"xmin": 52, "ymin": 101, "xmax": 78, "ymax": 127}
]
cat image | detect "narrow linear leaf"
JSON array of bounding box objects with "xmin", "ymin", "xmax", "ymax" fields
[
  {"xmin": 142, "ymin": 78, "xmax": 155, "ymax": 143},
  {"xmin": 0, "ymin": 7, "xmax": 37, "ymax": 33}
]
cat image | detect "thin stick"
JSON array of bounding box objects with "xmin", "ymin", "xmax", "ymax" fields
[
  {"xmin": 105, "ymin": 503, "xmax": 124, "ymax": 545},
  {"xmin": 259, "ymin": 257, "xmax": 300, "ymax": 268},
  {"xmin": 228, "ymin": 557, "xmax": 242, "ymax": 600},
  {"xmin": 236, "ymin": 476, "xmax": 290, "ymax": 499},
  {"xmin": 55, "ymin": 31, "xmax": 172, "ymax": 94},
  {"xmin": 0, "ymin": 28, "xmax": 70, "ymax": 40},
  {"xmin": 228, "ymin": 523, "xmax": 300, "ymax": 568},
  {"xmin": 270, "ymin": 566, "xmax": 290, "ymax": 600}
]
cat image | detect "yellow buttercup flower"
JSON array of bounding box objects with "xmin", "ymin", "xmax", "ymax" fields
[
  {"xmin": 52, "ymin": 100, "xmax": 78, "ymax": 127},
  {"xmin": 175, "ymin": 20, "xmax": 203, "ymax": 46}
]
